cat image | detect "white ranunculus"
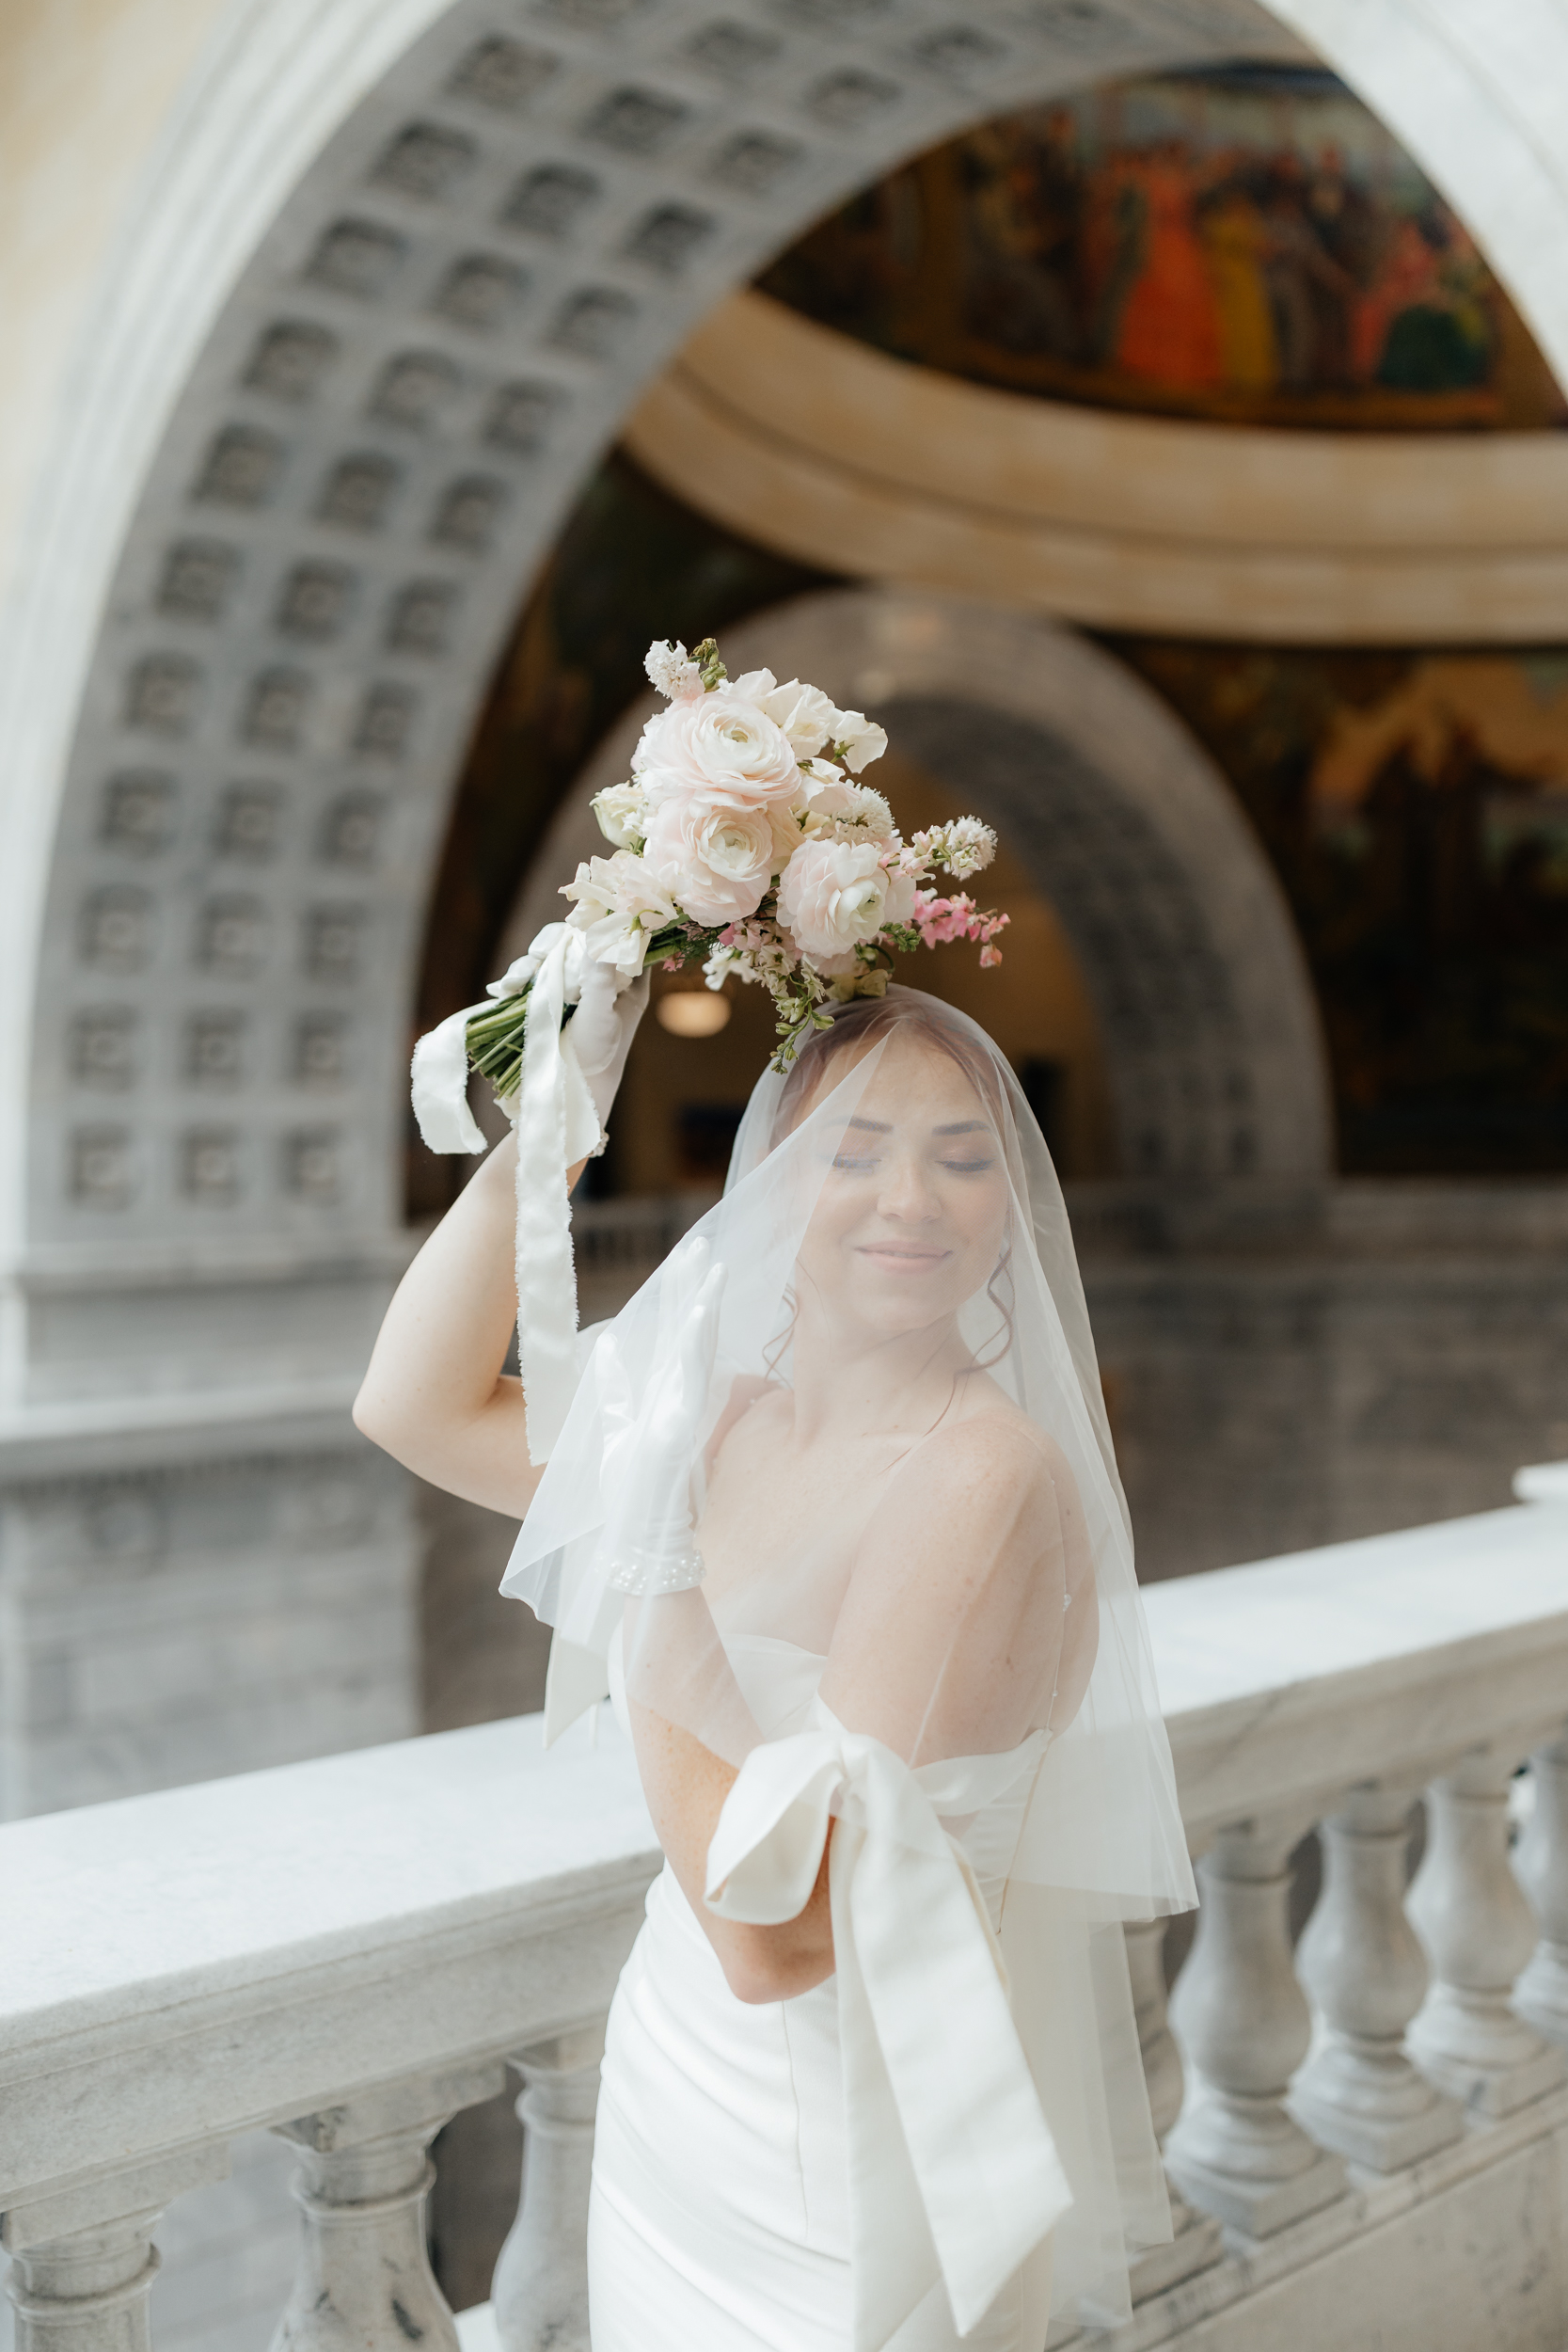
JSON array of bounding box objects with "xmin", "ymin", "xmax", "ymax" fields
[
  {"xmin": 643, "ymin": 793, "xmax": 774, "ymax": 927},
  {"xmin": 777, "ymin": 839, "xmax": 914, "ymax": 961},
  {"xmin": 633, "ymin": 689, "xmax": 801, "ymax": 806},
  {"xmin": 591, "ymin": 779, "xmax": 650, "ymax": 850}
]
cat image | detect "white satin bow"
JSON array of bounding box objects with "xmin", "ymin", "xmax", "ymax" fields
[
  {"xmin": 705, "ymin": 1720, "xmax": 1072, "ymax": 2351},
  {"xmin": 409, "ymin": 924, "xmax": 604, "ymax": 1463}
]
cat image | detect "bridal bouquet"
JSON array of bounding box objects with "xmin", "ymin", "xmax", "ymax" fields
[{"xmin": 463, "ymin": 634, "xmax": 1008, "ymax": 1104}]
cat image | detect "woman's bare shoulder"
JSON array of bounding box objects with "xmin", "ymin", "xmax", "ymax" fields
[{"xmin": 911, "ymin": 1400, "xmax": 1071, "ymax": 1514}]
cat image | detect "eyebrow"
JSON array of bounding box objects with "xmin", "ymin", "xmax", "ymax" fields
[{"xmin": 841, "ymin": 1116, "xmax": 990, "ymax": 1137}]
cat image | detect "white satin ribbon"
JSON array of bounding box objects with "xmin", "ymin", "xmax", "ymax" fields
[
  {"xmin": 705, "ymin": 1724, "xmax": 1072, "ymax": 2352},
  {"xmin": 409, "ymin": 926, "xmax": 602, "ymax": 1463}
]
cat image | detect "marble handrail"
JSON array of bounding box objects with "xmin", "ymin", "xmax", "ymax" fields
[{"xmin": 3, "ymin": 1477, "xmax": 1567, "ymax": 2352}]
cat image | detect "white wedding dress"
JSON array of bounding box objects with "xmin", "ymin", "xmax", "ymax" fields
[{"xmin": 588, "ymin": 1629, "xmax": 1053, "ymax": 2352}]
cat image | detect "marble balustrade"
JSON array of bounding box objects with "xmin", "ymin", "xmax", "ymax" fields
[{"xmin": 4, "ymin": 1472, "xmax": 1568, "ymax": 2352}]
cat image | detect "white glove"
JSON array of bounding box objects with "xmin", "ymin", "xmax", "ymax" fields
[
  {"xmin": 597, "ymin": 1235, "xmax": 725, "ymax": 1596},
  {"xmin": 567, "ymin": 961, "xmax": 650, "ymax": 1146}
]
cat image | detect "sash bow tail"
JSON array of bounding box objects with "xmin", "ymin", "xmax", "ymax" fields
[{"xmin": 706, "ymin": 1728, "xmax": 1073, "ymax": 2352}]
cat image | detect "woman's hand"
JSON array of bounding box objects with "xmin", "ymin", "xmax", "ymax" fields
[{"xmin": 569, "ymin": 963, "xmax": 650, "ymax": 1141}]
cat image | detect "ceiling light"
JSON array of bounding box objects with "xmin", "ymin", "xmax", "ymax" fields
[{"xmin": 656, "ymin": 993, "xmax": 731, "ymax": 1039}]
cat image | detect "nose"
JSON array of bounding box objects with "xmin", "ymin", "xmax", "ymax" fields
[{"xmin": 876, "ymin": 1148, "xmax": 942, "ymax": 1223}]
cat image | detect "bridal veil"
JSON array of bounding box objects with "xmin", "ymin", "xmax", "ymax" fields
[{"xmin": 503, "ymin": 986, "xmax": 1196, "ymax": 2341}]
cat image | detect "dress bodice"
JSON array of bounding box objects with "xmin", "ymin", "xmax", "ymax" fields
[{"xmin": 610, "ymin": 1624, "xmax": 1049, "ymax": 1933}]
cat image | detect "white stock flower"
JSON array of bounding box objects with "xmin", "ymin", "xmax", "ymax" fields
[
  {"xmin": 643, "ymin": 793, "xmax": 775, "ymax": 927},
  {"xmin": 777, "ymin": 839, "xmax": 916, "ymax": 961},
  {"xmin": 634, "ymin": 688, "xmax": 801, "ymax": 806},
  {"xmin": 560, "ymin": 851, "xmax": 678, "ymax": 977},
  {"xmin": 644, "ymin": 640, "xmax": 702, "ymax": 700},
  {"xmin": 591, "ymin": 779, "xmax": 650, "ymax": 850},
  {"xmin": 941, "ymin": 817, "xmax": 998, "ymax": 878},
  {"xmin": 799, "ymin": 762, "xmax": 896, "ymax": 840}
]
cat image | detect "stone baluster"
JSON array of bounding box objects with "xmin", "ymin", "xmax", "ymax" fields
[
  {"xmin": 270, "ymin": 2063, "xmax": 503, "ymax": 2352},
  {"xmin": 1123, "ymin": 1917, "xmax": 1223, "ymax": 2298},
  {"xmin": 1290, "ymin": 1784, "xmax": 1464, "ymax": 2169},
  {"xmin": 1514, "ymin": 1731, "xmax": 1568, "ymax": 2045},
  {"xmin": 1164, "ymin": 1820, "xmax": 1345, "ymax": 2237},
  {"xmin": 493, "ymin": 2027, "xmax": 605, "ymax": 2352},
  {"xmin": 1405, "ymin": 1749, "xmax": 1565, "ymax": 2117},
  {"xmin": 3, "ymin": 2146, "xmax": 228, "ymax": 2352}
]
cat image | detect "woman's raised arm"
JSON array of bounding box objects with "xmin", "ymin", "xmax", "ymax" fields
[
  {"xmin": 353, "ymin": 1130, "xmax": 560, "ymax": 1517},
  {"xmin": 353, "ymin": 965, "xmax": 647, "ymax": 1515}
]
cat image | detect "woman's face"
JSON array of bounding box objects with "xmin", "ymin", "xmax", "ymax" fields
[{"xmin": 795, "ymin": 1032, "xmax": 1010, "ymax": 1342}]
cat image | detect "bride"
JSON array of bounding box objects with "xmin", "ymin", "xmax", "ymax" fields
[{"xmin": 356, "ymin": 978, "xmax": 1196, "ymax": 2352}]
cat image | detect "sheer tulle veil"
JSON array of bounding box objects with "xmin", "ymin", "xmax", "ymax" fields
[{"xmin": 503, "ymin": 985, "xmax": 1196, "ymax": 2332}]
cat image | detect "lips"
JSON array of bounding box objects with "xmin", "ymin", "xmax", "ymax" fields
[{"xmin": 856, "ymin": 1243, "xmax": 950, "ymax": 1272}]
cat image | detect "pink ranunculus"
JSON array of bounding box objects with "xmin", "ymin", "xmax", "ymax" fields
[
  {"xmin": 633, "ymin": 689, "xmax": 801, "ymax": 806},
  {"xmin": 643, "ymin": 792, "xmax": 774, "ymax": 927},
  {"xmin": 777, "ymin": 838, "xmax": 904, "ymax": 961}
]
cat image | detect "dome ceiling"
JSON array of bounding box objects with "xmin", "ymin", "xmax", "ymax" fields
[{"xmin": 757, "ymin": 62, "xmax": 1567, "ymax": 436}]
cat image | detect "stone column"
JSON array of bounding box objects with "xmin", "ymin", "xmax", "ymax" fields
[
  {"xmin": 493, "ymin": 2027, "xmax": 605, "ymax": 2352},
  {"xmin": 1124, "ymin": 1916, "xmax": 1223, "ymax": 2299},
  {"xmin": 271, "ymin": 2064, "xmax": 503, "ymax": 2352},
  {"xmin": 2, "ymin": 2145, "xmax": 228, "ymax": 2352},
  {"xmin": 1291, "ymin": 1784, "xmax": 1464, "ymax": 2169},
  {"xmin": 1164, "ymin": 1820, "xmax": 1345, "ymax": 2237},
  {"xmin": 1514, "ymin": 1732, "xmax": 1568, "ymax": 2045},
  {"xmin": 1406, "ymin": 1750, "xmax": 1566, "ymax": 2117}
]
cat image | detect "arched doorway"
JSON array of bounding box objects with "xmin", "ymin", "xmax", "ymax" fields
[{"xmin": 507, "ymin": 588, "xmax": 1331, "ymax": 1184}]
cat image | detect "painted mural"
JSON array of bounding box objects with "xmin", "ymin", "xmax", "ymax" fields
[
  {"xmin": 1110, "ymin": 639, "xmax": 1568, "ymax": 1171},
  {"xmin": 760, "ymin": 64, "xmax": 1566, "ymax": 432}
]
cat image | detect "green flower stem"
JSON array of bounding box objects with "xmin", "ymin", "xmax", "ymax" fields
[{"xmin": 459, "ymin": 924, "xmax": 718, "ymax": 1102}]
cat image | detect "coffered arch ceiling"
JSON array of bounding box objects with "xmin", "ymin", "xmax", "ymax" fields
[{"xmin": 2, "ymin": 0, "xmax": 1564, "ymax": 1308}]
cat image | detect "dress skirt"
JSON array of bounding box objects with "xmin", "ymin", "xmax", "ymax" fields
[{"xmin": 588, "ymin": 1860, "xmax": 1026, "ymax": 2352}]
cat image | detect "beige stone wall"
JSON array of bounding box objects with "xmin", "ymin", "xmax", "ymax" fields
[{"xmin": 0, "ymin": 0, "xmax": 223, "ymax": 596}]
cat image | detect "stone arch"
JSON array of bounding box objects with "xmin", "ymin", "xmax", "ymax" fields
[
  {"xmin": 1, "ymin": 0, "xmax": 1562, "ymax": 1328},
  {"xmin": 505, "ymin": 590, "xmax": 1332, "ymax": 1180}
]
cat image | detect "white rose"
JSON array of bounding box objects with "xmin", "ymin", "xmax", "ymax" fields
[
  {"xmin": 777, "ymin": 839, "xmax": 915, "ymax": 961},
  {"xmin": 591, "ymin": 779, "xmax": 650, "ymax": 850},
  {"xmin": 634, "ymin": 689, "xmax": 801, "ymax": 806},
  {"xmin": 560, "ymin": 850, "xmax": 678, "ymax": 977},
  {"xmin": 643, "ymin": 792, "xmax": 774, "ymax": 927}
]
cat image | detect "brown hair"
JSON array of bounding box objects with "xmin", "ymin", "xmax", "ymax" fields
[
  {"xmin": 770, "ymin": 993, "xmax": 1017, "ymax": 1372},
  {"xmin": 771, "ymin": 993, "xmax": 1011, "ymax": 1147}
]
